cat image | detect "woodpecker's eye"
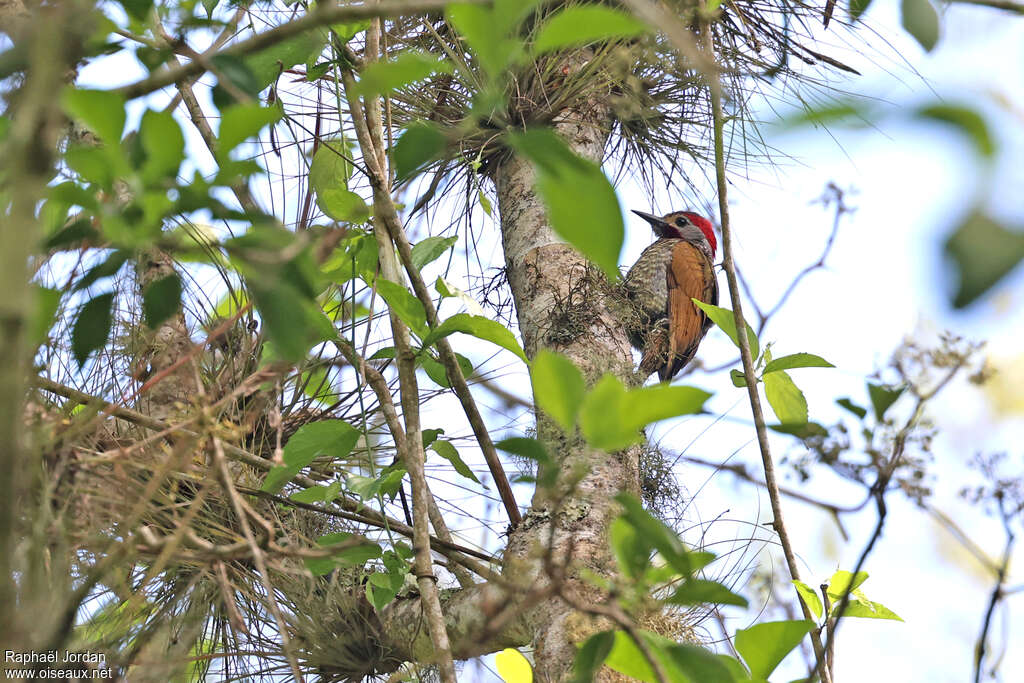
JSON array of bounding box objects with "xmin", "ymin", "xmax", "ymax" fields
[{"xmin": 674, "ymin": 217, "xmax": 688, "ymax": 228}]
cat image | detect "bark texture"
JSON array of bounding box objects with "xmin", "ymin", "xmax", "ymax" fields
[{"xmin": 492, "ymin": 102, "xmax": 642, "ymax": 680}]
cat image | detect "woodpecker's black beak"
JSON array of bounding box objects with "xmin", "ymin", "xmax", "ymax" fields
[{"xmin": 632, "ymin": 210, "xmax": 672, "ymax": 238}]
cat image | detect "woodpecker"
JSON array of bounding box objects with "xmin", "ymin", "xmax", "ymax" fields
[{"xmin": 622, "ymin": 209, "xmax": 719, "ymax": 381}]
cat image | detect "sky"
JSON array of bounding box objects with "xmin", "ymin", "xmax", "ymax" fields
[{"xmin": 67, "ymin": 1, "xmax": 1024, "ymax": 681}]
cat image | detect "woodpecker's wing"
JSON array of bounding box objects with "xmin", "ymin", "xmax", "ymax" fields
[{"xmin": 663, "ymin": 241, "xmax": 717, "ymax": 379}]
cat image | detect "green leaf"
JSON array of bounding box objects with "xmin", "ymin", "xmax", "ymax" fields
[
  {"xmin": 849, "ymin": 0, "xmax": 873, "ymax": 21},
  {"xmin": 901, "ymin": 0, "xmax": 940, "ymax": 52},
  {"xmin": 533, "ymin": 6, "xmax": 647, "ymax": 54},
  {"xmin": 764, "ymin": 353, "xmax": 834, "ymax": 373},
  {"xmin": 305, "ymin": 532, "xmax": 381, "ymax": 575},
  {"xmin": 210, "ymin": 54, "xmax": 263, "ymax": 108},
  {"xmin": 310, "ymin": 136, "xmax": 354, "ymax": 190},
  {"xmin": 262, "ymin": 420, "xmax": 359, "ymax": 493},
  {"xmin": 249, "ymin": 281, "xmax": 324, "ymax": 362},
  {"xmin": 421, "ymin": 313, "xmax": 527, "ymax": 362},
  {"xmin": 602, "ymin": 630, "xmax": 659, "ymax": 682},
  {"xmin": 604, "ymin": 630, "xmax": 734, "ymax": 683},
  {"xmin": 419, "ymin": 351, "xmax": 473, "ymax": 388},
  {"xmin": 943, "ymin": 212, "xmax": 1024, "ymax": 308},
  {"xmin": 117, "ymin": 0, "xmax": 153, "ymax": 21},
  {"xmin": 422, "ymin": 428, "xmax": 444, "ymax": 448},
  {"xmin": 530, "ymin": 350, "xmax": 585, "ymax": 433},
  {"xmin": 219, "ymin": 103, "xmax": 283, "ymax": 157},
  {"xmin": 507, "ymin": 129, "xmax": 623, "ymax": 280},
  {"xmin": 142, "ymin": 274, "xmax": 181, "ymax": 328},
  {"xmin": 615, "ymin": 494, "xmax": 706, "ymax": 578},
  {"xmin": 734, "ymin": 620, "xmax": 814, "ymax": 680},
  {"xmin": 138, "ymin": 109, "xmax": 184, "ymax": 182},
  {"xmin": 495, "ymin": 436, "xmax": 550, "ymax": 466},
  {"xmin": 793, "ymin": 580, "xmax": 823, "ymax": 619},
  {"xmin": 290, "ymin": 481, "xmax": 342, "ymax": 504},
  {"xmin": 356, "ymin": 51, "xmax": 452, "ymax": 96},
  {"xmin": 836, "ymin": 397, "xmax": 867, "ymax": 419},
  {"xmin": 661, "ymin": 642, "xmax": 737, "ymax": 683},
  {"xmin": 245, "ymin": 31, "xmax": 327, "ymax": 89},
  {"xmin": 431, "ymin": 440, "xmax": 481, "ymax": 484},
  {"xmin": 825, "ymin": 569, "xmax": 869, "ymax": 601},
  {"xmin": 834, "ymin": 595, "xmax": 904, "ymax": 621},
  {"xmin": 610, "ymin": 517, "xmax": 650, "ymax": 579},
  {"xmin": 768, "ymin": 421, "xmax": 828, "ymax": 439},
  {"xmin": 692, "ymin": 300, "xmax": 760, "ymax": 362},
  {"xmin": 579, "ymin": 375, "xmax": 710, "ymax": 451},
  {"xmin": 764, "ymin": 370, "xmax": 808, "ymax": 425},
  {"xmin": 781, "ymin": 100, "xmax": 872, "ymax": 129},
  {"xmin": 393, "ymin": 122, "xmax": 446, "ymax": 181},
  {"xmin": 411, "ymin": 235, "xmax": 458, "ymax": 270},
  {"xmin": 667, "ymin": 579, "xmax": 748, "ymax": 607},
  {"xmin": 71, "ymin": 293, "xmax": 115, "ymax": 367},
  {"xmin": 729, "ymin": 369, "xmax": 749, "ymax": 388},
  {"xmin": 63, "ymin": 88, "xmax": 126, "ymax": 145},
  {"xmin": 74, "ymin": 250, "xmax": 131, "ymax": 292},
  {"xmin": 30, "ymin": 286, "xmax": 62, "ymax": 348},
  {"xmin": 571, "ymin": 631, "xmax": 614, "ymax": 683},
  {"xmin": 916, "ymin": 104, "xmax": 995, "ymax": 158},
  {"xmin": 374, "ymin": 279, "xmax": 428, "ymax": 337},
  {"xmin": 867, "ymin": 383, "xmax": 905, "ymax": 421},
  {"xmin": 446, "ymin": 2, "xmax": 534, "ymax": 77},
  {"xmin": 317, "ymin": 188, "xmax": 370, "ymax": 222}
]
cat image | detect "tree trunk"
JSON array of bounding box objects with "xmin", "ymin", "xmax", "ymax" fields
[{"xmin": 491, "ymin": 101, "xmax": 642, "ymax": 680}]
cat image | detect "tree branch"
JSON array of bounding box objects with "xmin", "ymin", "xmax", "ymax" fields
[
  {"xmin": 116, "ymin": 0, "xmax": 488, "ymax": 100},
  {"xmin": 703, "ymin": 14, "xmax": 832, "ymax": 683}
]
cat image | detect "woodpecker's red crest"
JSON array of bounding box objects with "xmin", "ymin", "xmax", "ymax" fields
[{"xmin": 622, "ymin": 209, "xmax": 719, "ymax": 380}]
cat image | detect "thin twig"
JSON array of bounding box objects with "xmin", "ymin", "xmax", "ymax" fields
[
  {"xmin": 973, "ymin": 496, "xmax": 1015, "ymax": 683},
  {"xmin": 702, "ymin": 13, "xmax": 832, "ymax": 682},
  {"xmin": 117, "ymin": 0, "xmax": 488, "ymax": 100}
]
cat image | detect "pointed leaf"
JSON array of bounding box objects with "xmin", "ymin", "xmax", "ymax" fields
[
  {"xmin": 262, "ymin": 420, "xmax": 360, "ymax": 493},
  {"xmin": 836, "ymin": 397, "xmax": 867, "ymax": 419},
  {"xmin": 571, "ymin": 631, "xmax": 614, "ymax": 683},
  {"xmin": 668, "ymin": 579, "xmax": 748, "ymax": 607},
  {"xmin": 411, "ymin": 235, "xmax": 458, "ymax": 270},
  {"xmin": 693, "ymin": 300, "xmax": 760, "ymax": 362},
  {"xmin": 431, "ymin": 440, "xmax": 481, "ymax": 484},
  {"xmin": 356, "ymin": 51, "xmax": 452, "ymax": 96},
  {"xmin": 72, "ymin": 293, "xmax": 115, "ymax": 367},
  {"xmin": 305, "ymin": 532, "xmax": 381, "ymax": 575},
  {"xmin": 734, "ymin": 620, "xmax": 814, "ymax": 680},
  {"xmin": 825, "ymin": 570, "xmax": 869, "ymax": 600},
  {"xmin": 943, "ymin": 212, "xmax": 1024, "ymax": 308},
  {"xmin": 219, "ymin": 103, "xmax": 283, "ymax": 156},
  {"xmin": 138, "ymin": 109, "xmax": 184, "ymax": 181},
  {"xmin": 531, "ymin": 350, "xmax": 585, "ymax": 433},
  {"xmin": 763, "ymin": 353, "xmax": 834, "ymax": 373},
  {"xmin": 867, "ymin": 383, "xmax": 905, "ymax": 421},
  {"xmin": 393, "ymin": 121, "xmax": 446, "ymax": 181},
  {"xmin": 901, "ymin": 0, "xmax": 940, "ymax": 52},
  {"xmin": 142, "ymin": 273, "xmax": 182, "ymax": 328},
  {"xmin": 764, "ymin": 370, "xmax": 808, "ymax": 425},
  {"xmin": 507, "ymin": 129, "xmax": 623, "ymax": 280},
  {"xmin": 421, "ymin": 313, "xmax": 527, "ymax": 362},
  {"xmin": 63, "ymin": 89, "xmax": 125, "ymax": 145},
  {"xmin": 793, "ymin": 580, "xmax": 823, "ymax": 619},
  {"xmin": 374, "ymin": 279, "xmax": 428, "ymax": 337},
  {"xmin": 580, "ymin": 374, "xmax": 710, "ymax": 451},
  {"xmin": 833, "ymin": 595, "xmax": 903, "ymax": 621},
  {"xmin": 533, "ymin": 6, "xmax": 648, "ymax": 54},
  {"xmin": 916, "ymin": 104, "xmax": 995, "ymax": 159}
]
